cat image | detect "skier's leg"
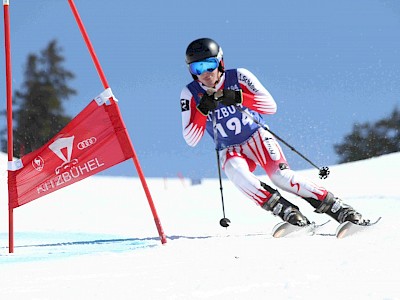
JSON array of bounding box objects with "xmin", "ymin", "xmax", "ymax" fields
[
  {"xmin": 251, "ymin": 129, "xmax": 363, "ymax": 224},
  {"xmin": 269, "ymin": 163, "xmax": 328, "ymax": 200},
  {"xmin": 222, "ymin": 154, "xmax": 309, "ymax": 226},
  {"xmin": 270, "ymin": 166, "xmax": 363, "ymax": 223},
  {"xmin": 246, "ymin": 129, "xmax": 327, "ymax": 199}
]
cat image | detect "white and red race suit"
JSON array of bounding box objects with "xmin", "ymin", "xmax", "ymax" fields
[{"xmin": 180, "ymin": 68, "xmax": 328, "ymax": 207}]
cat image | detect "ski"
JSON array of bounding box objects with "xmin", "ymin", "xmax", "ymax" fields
[
  {"xmin": 272, "ymin": 220, "xmax": 330, "ymax": 238},
  {"xmin": 335, "ymin": 217, "xmax": 382, "ymax": 239}
]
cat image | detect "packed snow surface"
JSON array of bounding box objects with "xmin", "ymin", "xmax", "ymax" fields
[{"xmin": 1, "ymin": 153, "xmax": 399, "ymax": 299}]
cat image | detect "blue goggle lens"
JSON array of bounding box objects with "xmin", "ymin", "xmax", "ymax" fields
[{"xmin": 189, "ymin": 57, "xmax": 219, "ymax": 76}]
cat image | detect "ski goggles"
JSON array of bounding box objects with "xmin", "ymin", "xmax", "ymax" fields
[{"xmin": 188, "ymin": 57, "xmax": 219, "ymax": 75}]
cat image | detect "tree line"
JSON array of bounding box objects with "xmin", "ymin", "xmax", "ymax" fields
[
  {"xmin": 334, "ymin": 106, "xmax": 399, "ymax": 163},
  {"xmin": 1, "ymin": 40, "xmax": 399, "ymax": 164},
  {"xmin": 1, "ymin": 40, "xmax": 75, "ymax": 156}
]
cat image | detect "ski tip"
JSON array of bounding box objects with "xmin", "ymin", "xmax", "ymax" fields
[
  {"xmin": 336, "ymin": 227, "xmax": 348, "ymax": 239},
  {"xmin": 271, "ymin": 222, "xmax": 287, "ymax": 238},
  {"xmin": 335, "ymin": 217, "xmax": 382, "ymax": 238},
  {"xmin": 272, "ymin": 228, "xmax": 286, "ymax": 238}
]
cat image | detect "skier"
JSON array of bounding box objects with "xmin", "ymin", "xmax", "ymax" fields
[{"xmin": 180, "ymin": 38, "xmax": 363, "ymax": 226}]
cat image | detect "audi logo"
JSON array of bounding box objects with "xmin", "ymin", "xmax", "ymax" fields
[{"xmin": 77, "ymin": 137, "xmax": 97, "ymax": 150}]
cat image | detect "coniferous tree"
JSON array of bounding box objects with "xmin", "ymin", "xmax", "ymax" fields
[
  {"xmin": 334, "ymin": 107, "xmax": 400, "ymax": 163},
  {"xmin": 1, "ymin": 40, "xmax": 76, "ymax": 157}
]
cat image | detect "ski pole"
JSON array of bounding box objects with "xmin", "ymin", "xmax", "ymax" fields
[
  {"xmin": 212, "ymin": 109, "xmax": 230, "ymax": 227},
  {"xmin": 236, "ymin": 106, "xmax": 330, "ymax": 179}
]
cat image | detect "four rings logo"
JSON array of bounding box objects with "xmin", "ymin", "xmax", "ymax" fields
[{"xmin": 77, "ymin": 137, "xmax": 97, "ymax": 150}]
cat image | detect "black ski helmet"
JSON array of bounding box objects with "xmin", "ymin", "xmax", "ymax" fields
[{"xmin": 185, "ymin": 38, "xmax": 224, "ymax": 78}]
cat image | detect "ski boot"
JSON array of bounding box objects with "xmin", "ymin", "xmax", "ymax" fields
[
  {"xmin": 261, "ymin": 183, "xmax": 310, "ymax": 226},
  {"xmin": 306, "ymin": 192, "xmax": 363, "ymax": 224}
]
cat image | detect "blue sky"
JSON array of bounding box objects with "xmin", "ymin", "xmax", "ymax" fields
[{"xmin": 1, "ymin": 0, "xmax": 399, "ymax": 179}]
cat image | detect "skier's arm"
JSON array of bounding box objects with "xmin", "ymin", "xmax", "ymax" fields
[
  {"xmin": 237, "ymin": 68, "xmax": 277, "ymax": 115},
  {"xmin": 180, "ymin": 87, "xmax": 207, "ymax": 147}
]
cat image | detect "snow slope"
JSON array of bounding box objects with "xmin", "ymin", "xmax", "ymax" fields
[{"xmin": 0, "ymin": 152, "xmax": 399, "ymax": 300}]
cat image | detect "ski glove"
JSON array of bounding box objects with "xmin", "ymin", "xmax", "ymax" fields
[
  {"xmin": 216, "ymin": 89, "xmax": 243, "ymax": 106},
  {"xmin": 196, "ymin": 93, "xmax": 218, "ymax": 116}
]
